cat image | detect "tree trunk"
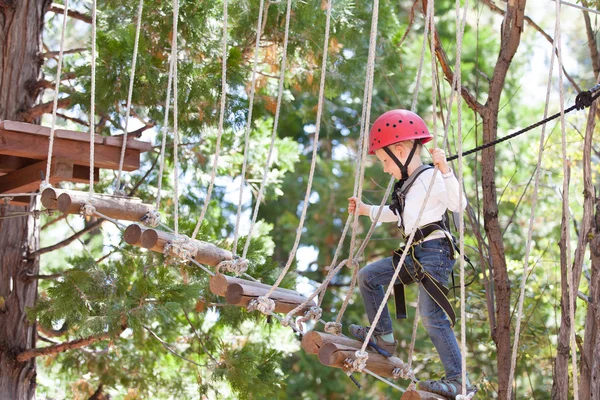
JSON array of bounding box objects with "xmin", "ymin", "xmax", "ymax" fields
[{"xmin": 0, "ymin": 0, "xmax": 50, "ymax": 398}]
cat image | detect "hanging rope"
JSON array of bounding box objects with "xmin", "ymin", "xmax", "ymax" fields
[
  {"xmin": 263, "ymin": 0, "xmax": 333, "ymax": 301},
  {"xmin": 241, "ymin": 0, "xmax": 293, "ymax": 260},
  {"xmin": 506, "ymin": 14, "xmax": 556, "ymax": 399},
  {"xmin": 89, "ymin": 0, "xmax": 97, "ymax": 196},
  {"xmin": 191, "ymin": 0, "xmax": 229, "ymax": 240},
  {"xmin": 114, "ymin": 0, "xmax": 145, "ymax": 193},
  {"xmin": 155, "ymin": 50, "xmax": 175, "ymax": 209},
  {"xmin": 232, "ymin": 0, "xmax": 266, "ymax": 254},
  {"xmin": 42, "ymin": 0, "xmax": 70, "ymax": 190},
  {"xmin": 171, "ymin": 0, "xmax": 180, "ymax": 235}
]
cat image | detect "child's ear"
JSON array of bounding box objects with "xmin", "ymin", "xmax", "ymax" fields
[{"xmin": 394, "ymin": 143, "xmax": 405, "ymax": 157}]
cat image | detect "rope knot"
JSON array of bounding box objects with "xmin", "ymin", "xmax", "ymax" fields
[
  {"xmin": 39, "ymin": 181, "xmax": 52, "ymax": 191},
  {"xmin": 280, "ymin": 315, "xmax": 298, "ymax": 331},
  {"xmin": 351, "ymin": 350, "xmax": 369, "ymax": 372},
  {"xmin": 164, "ymin": 236, "xmax": 196, "ymax": 261},
  {"xmin": 324, "ymin": 322, "xmax": 342, "ymax": 335},
  {"xmin": 140, "ymin": 210, "xmax": 161, "ymax": 227},
  {"xmin": 344, "ymin": 259, "xmax": 359, "ymax": 269},
  {"xmin": 391, "ymin": 363, "xmax": 415, "ymax": 381},
  {"xmin": 81, "ymin": 203, "xmax": 96, "ymax": 216},
  {"xmin": 216, "ymin": 257, "xmax": 249, "ymax": 276},
  {"xmin": 296, "ymin": 306, "xmax": 322, "ymax": 331},
  {"xmin": 247, "ymin": 296, "xmax": 275, "ymax": 315}
]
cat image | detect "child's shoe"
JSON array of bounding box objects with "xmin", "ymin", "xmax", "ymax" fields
[
  {"xmin": 348, "ymin": 324, "xmax": 397, "ymax": 357},
  {"xmin": 417, "ymin": 376, "xmax": 477, "ymax": 399}
]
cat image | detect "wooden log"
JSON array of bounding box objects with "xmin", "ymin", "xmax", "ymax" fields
[
  {"xmin": 41, "ymin": 187, "xmax": 80, "ymax": 209},
  {"xmin": 400, "ymin": 390, "xmax": 445, "ymax": 400},
  {"xmin": 140, "ymin": 228, "xmax": 232, "ymax": 266},
  {"xmin": 57, "ymin": 190, "xmax": 154, "ymax": 222},
  {"xmin": 301, "ymin": 330, "xmax": 365, "ymax": 355},
  {"xmin": 208, "ymin": 273, "xmax": 301, "ymax": 297},
  {"xmin": 123, "ymin": 224, "xmax": 147, "ymax": 247},
  {"xmin": 224, "ymin": 281, "xmax": 315, "ymax": 315},
  {"xmin": 317, "ymin": 342, "xmax": 408, "ymax": 379}
]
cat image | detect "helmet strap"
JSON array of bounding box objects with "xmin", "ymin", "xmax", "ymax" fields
[{"xmin": 383, "ymin": 141, "xmax": 420, "ymax": 180}]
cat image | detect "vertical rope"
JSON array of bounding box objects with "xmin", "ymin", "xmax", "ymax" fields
[
  {"xmin": 191, "ymin": 0, "xmax": 228, "ymax": 240},
  {"xmin": 89, "ymin": 0, "xmax": 97, "ymax": 195},
  {"xmin": 156, "ymin": 50, "xmax": 175, "ymax": 209},
  {"xmin": 172, "ymin": 0, "xmax": 180, "ymax": 235},
  {"xmin": 506, "ymin": 17, "xmax": 556, "ymax": 400},
  {"xmin": 555, "ymin": 1, "xmax": 578, "ymax": 397},
  {"xmin": 233, "ymin": 0, "xmax": 265, "ymax": 254},
  {"xmin": 242, "ymin": 0, "xmax": 293, "ymax": 259},
  {"xmin": 43, "ymin": 0, "xmax": 70, "ymax": 188},
  {"xmin": 264, "ymin": 0, "xmax": 333, "ymax": 298},
  {"xmin": 114, "ymin": 0, "xmax": 145, "ymax": 193}
]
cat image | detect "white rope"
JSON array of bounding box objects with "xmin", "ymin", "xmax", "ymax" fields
[
  {"xmin": 42, "ymin": 0, "xmax": 70, "ymax": 189},
  {"xmin": 172, "ymin": 0, "xmax": 180, "ymax": 235},
  {"xmin": 155, "ymin": 51, "xmax": 175, "ymax": 209},
  {"xmin": 452, "ymin": 0, "xmax": 470, "ymax": 396},
  {"xmin": 191, "ymin": 0, "xmax": 228, "ymax": 240},
  {"xmin": 233, "ymin": 0, "xmax": 265, "ymax": 254},
  {"xmin": 550, "ymin": 0, "xmax": 600, "ymax": 16},
  {"xmin": 241, "ymin": 0, "xmax": 293, "ymax": 260},
  {"xmin": 555, "ymin": 1, "xmax": 578, "ymax": 397},
  {"xmin": 115, "ymin": 0, "xmax": 145, "ymax": 193},
  {"xmin": 506, "ymin": 14, "xmax": 556, "ymax": 400},
  {"xmin": 263, "ymin": 0, "xmax": 333, "ymax": 299},
  {"xmin": 89, "ymin": 0, "xmax": 97, "ymax": 196}
]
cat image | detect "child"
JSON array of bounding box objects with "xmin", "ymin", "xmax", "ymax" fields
[{"xmin": 347, "ymin": 109, "xmax": 476, "ymax": 399}]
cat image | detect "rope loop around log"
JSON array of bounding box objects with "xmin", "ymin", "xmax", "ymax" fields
[
  {"xmin": 324, "ymin": 321, "xmax": 342, "ymax": 335},
  {"xmin": 344, "ymin": 258, "xmax": 360, "ymax": 269},
  {"xmin": 164, "ymin": 236, "xmax": 196, "ymax": 261},
  {"xmin": 296, "ymin": 306, "xmax": 322, "ymax": 331},
  {"xmin": 247, "ymin": 296, "xmax": 275, "ymax": 315},
  {"xmin": 216, "ymin": 257, "xmax": 249, "ymax": 276},
  {"xmin": 392, "ymin": 363, "xmax": 415, "ymax": 382},
  {"xmin": 81, "ymin": 203, "xmax": 97, "ymax": 216},
  {"xmin": 140, "ymin": 210, "xmax": 161, "ymax": 227},
  {"xmin": 351, "ymin": 350, "xmax": 369, "ymax": 372}
]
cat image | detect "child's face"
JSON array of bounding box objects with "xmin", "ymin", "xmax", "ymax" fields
[{"xmin": 375, "ymin": 146, "xmax": 404, "ymax": 180}]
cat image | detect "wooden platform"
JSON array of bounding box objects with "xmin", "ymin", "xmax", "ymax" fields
[{"xmin": 0, "ymin": 121, "xmax": 151, "ymax": 205}]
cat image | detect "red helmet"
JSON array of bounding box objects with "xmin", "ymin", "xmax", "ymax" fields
[{"xmin": 368, "ymin": 109, "xmax": 433, "ymax": 154}]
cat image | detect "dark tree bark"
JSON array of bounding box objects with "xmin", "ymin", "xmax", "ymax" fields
[{"xmin": 0, "ymin": 0, "xmax": 51, "ymax": 399}]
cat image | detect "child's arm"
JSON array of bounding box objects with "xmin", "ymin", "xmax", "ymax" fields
[
  {"xmin": 429, "ymin": 148, "xmax": 467, "ymax": 211},
  {"xmin": 348, "ymin": 196, "xmax": 400, "ymax": 223}
]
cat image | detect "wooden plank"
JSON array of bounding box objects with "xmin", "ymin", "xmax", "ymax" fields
[
  {"xmin": 0, "ymin": 158, "xmax": 98, "ymax": 194},
  {"xmin": 0, "ymin": 155, "xmax": 38, "ymax": 173},
  {"xmin": 0, "ymin": 120, "xmax": 103, "ymax": 144},
  {"xmin": 209, "ymin": 273, "xmax": 302, "ymax": 297},
  {"xmin": 7, "ymin": 196, "xmax": 33, "ymax": 207},
  {"xmin": 103, "ymin": 135, "xmax": 152, "ymax": 151},
  {"xmin": 0, "ymin": 128, "xmax": 141, "ymax": 171}
]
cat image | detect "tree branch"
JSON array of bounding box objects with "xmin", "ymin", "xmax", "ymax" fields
[
  {"xmin": 480, "ymin": 0, "xmax": 580, "ymax": 92},
  {"xmin": 37, "ymin": 322, "xmax": 68, "ymax": 337},
  {"xmin": 30, "ymin": 218, "xmax": 104, "ymax": 257},
  {"xmin": 429, "ymin": 15, "xmax": 484, "ymax": 113},
  {"xmin": 47, "ymin": 3, "xmax": 92, "ymax": 24},
  {"xmin": 19, "ymin": 97, "xmax": 71, "ymax": 122},
  {"xmin": 143, "ymin": 325, "xmax": 205, "ymax": 367},
  {"xmin": 41, "ymin": 48, "xmax": 87, "ymax": 59},
  {"xmin": 16, "ymin": 331, "xmax": 112, "ymax": 362}
]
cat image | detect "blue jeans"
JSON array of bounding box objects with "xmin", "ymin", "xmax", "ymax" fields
[{"xmin": 357, "ymin": 238, "xmax": 463, "ymax": 379}]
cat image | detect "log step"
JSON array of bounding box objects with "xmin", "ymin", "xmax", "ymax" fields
[
  {"xmin": 123, "ymin": 224, "xmax": 233, "ymax": 267},
  {"xmin": 41, "ymin": 187, "xmax": 154, "ymax": 223},
  {"xmin": 209, "ymin": 273, "xmax": 315, "ymax": 316}
]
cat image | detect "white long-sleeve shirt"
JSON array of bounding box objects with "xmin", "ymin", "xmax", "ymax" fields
[{"xmin": 368, "ymin": 168, "xmax": 467, "ymax": 237}]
